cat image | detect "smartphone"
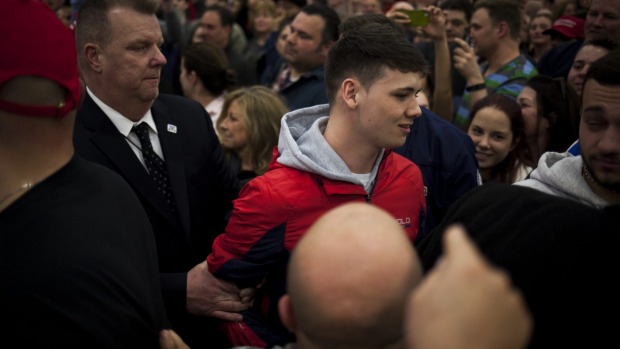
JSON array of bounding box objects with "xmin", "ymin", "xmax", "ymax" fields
[{"xmin": 397, "ymin": 9, "xmax": 429, "ymax": 27}]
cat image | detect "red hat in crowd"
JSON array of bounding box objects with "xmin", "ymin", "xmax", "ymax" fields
[
  {"xmin": 543, "ymin": 15, "xmax": 585, "ymax": 40},
  {"xmin": 0, "ymin": 0, "xmax": 82, "ymax": 118}
]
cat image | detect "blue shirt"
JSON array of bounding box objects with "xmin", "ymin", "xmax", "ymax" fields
[{"xmin": 396, "ymin": 107, "xmax": 480, "ymax": 242}]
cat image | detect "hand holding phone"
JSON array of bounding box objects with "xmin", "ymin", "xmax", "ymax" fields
[{"xmin": 397, "ymin": 9, "xmax": 429, "ymax": 27}]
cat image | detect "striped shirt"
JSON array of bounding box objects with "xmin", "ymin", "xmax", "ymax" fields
[{"xmin": 455, "ymin": 55, "xmax": 538, "ymax": 129}]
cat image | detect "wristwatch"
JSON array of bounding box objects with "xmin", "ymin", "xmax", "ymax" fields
[{"xmin": 465, "ymin": 83, "xmax": 486, "ymax": 92}]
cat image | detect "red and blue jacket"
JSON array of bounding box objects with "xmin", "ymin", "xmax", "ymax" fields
[{"xmin": 207, "ymin": 149, "xmax": 425, "ymax": 347}]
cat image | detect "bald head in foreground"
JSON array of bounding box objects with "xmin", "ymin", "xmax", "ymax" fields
[
  {"xmin": 280, "ymin": 203, "xmax": 423, "ymax": 349},
  {"xmin": 279, "ymin": 203, "xmax": 532, "ymax": 349}
]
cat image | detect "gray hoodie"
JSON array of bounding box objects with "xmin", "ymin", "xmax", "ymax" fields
[
  {"xmin": 277, "ymin": 104, "xmax": 384, "ymax": 192},
  {"xmin": 514, "ymin": 151, "xmax": 609, "ymax": 208}
]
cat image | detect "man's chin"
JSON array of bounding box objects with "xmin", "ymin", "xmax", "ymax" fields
[
  {"xmin": 283, "ymin": 52, "xmax": 296, "ymax": 61},
  {"xmin": 590, "ymin": 166, "xmax": 620, "ymax": 192},
  {"xmin": 140, "ymin": 90, "xmax": 159, "ymax": 103},
  {"xmin": 598, "ymin": 180, "xmax": 620, "ymax": 193}
]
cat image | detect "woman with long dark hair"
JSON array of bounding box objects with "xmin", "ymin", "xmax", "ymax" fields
[
  {"xmin": 467, "ymin": 94, "xmax": 532, "ymax": 183},
  {"xmin": 517, "ymin": 75, "xmax": 580, "ymax": 166}
]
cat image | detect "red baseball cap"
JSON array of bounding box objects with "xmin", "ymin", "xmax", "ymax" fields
[
  {"xmin": 543, "ymin": 15, "xmax": 585, "ymax": 40},
  {"xmin": 0, "ymin": 0, "xmax": 81, "ymax": 118}
]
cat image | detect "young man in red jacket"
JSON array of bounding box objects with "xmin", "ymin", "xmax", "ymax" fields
[{"xmin": 207, "ymin": 22, "xmax": 429, "ymax": 348}]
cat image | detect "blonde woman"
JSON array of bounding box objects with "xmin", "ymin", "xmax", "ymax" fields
[{"xmin": 217, "ymin": 86, "xmax": 289, "ymax": 187}]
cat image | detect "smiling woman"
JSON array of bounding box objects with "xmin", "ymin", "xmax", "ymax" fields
[{"xmin": 467, "ymin": 94, "xmax": 532, "ymax": 184}]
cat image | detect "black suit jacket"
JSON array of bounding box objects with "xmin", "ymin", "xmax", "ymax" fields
[{"xmin": 74, "ymin": 93, "xmax": 239, "ymax": 348}]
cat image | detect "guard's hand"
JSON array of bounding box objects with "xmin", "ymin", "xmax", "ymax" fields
[{"xmin": 186, "ymin": 261, "xmax": 251, "ymax": 321}]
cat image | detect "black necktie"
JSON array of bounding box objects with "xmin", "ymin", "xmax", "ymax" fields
[{"xmin": 133, "ymin": 123, "xmax": 176, "ymax": 211}]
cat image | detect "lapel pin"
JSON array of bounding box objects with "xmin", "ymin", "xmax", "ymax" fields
[{"xmin": 167, "ymin": 124, "xmax": 177, "ymax": 134}]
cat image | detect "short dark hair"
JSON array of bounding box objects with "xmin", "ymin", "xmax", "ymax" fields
[
  {"xmin": 440, "ymin": 0, "xmax": 473, "ymax": 23},
  {"xmin": 584, "ymin": 48, "xmax": 620, "ymax": 89},
  {"xmin": 339, "ymin": 13, "xmax": 404, "ymax": 37},
  {"xmin": 203, "ymin": 5, "xmax": 234, "ymax": 27},
  {"xmin": 325, "ymin": 22, "xmax": 429, "ymax": 105},
  {"xmin": 76, "ymin": 0, "xmax": 159, "ymax": 70},
  {"xmin": 474, "ymin": 0, "xmax": 521, "ymax": 40},
  {"xmin": 277, "ymin": 17, "xmax": 293, "ymax": 35},
  {"xmin": 581, "ymin": 35, "xmax": 620, "ymax": 53},
  {"xmin": 299, "ymin": 4, "xmax": 341, "ymax": 45}
]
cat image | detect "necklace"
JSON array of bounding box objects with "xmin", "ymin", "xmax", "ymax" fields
[
  {"xmin": 582, "ymin": 163, "xmax": 620, "ymax": 194},
  {"xmin": 0, "ymin": 182, "xmax": 35, "ymax": 206},
  {"xmin": 581, "ymin": 163, "xmax": 594, "ymax": 184}
]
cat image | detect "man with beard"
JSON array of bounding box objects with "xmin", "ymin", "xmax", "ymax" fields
[
  {"xmin": 260, "ymin": 4, "xmax": 340, "ymax": 111},
  {"xmin": 515, "ymin": 49, "xmax": 620, "ymax": 207},
  {"xmin": 417, "ymin": 49, "xmax": 620, "ymax": 349}
]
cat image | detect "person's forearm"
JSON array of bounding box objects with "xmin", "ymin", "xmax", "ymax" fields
[
  {"xmin": 465, "ymin": 78, "xmax": 488, "ymax": 111},
  {"xmin": 432, "ymin": 35, "xmax": 453, "ymax": 122},
  {"xmin": 452, "ymin": 37, "xmax": 487, "ymax": 109}
]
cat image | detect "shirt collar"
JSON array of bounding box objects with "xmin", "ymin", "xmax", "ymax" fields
[{"xmin": 86, "ymin": 87, "xmax": 158, "ymax": 137}]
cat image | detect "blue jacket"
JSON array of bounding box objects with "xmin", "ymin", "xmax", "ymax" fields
[
  {"xmin": 537, "ymin": 39, "xmax": 582, "ymax": 79},
  {"xmin": 396, "ymin": 107, "xmax": 480, "ymax": 242},
  {"xmin": 260, "ymin": 60, "xmax": 327, "ymax": 111}
]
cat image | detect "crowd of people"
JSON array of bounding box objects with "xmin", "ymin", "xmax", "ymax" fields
[{"xmin": 2, "ymin": 0, "xmax": 619, "ymax": 348}]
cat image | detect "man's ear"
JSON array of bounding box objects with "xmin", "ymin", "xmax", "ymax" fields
[
  {"xmin": 496, "ymin": 21, "xmax": 509, "ymax": 39},
  {"xmin": 84, "ymin": 43, "xmax": 103, "ymax": 73},
  {"xmin": 189, "ymin": 70, "xmax": 198, "ymax": 85},
  {"xmin": 341, "ymin": 78, "xmax": 358, "ymax": 110},
  {"xmin": 278, "ymin": 295, "xmax": 296, "ymax": 333},
  {"xmin": 321, "ymin": 41, "xmax": 334, "ymax": 57}
]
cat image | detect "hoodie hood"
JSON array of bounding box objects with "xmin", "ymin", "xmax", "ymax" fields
[
  {"xmin": 277, "ymin": 104, "xmax": 384, "ymax": 187},
  {"xmin": 515, "ymin": 152, "xmax": 609, "ymax": 207}
]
